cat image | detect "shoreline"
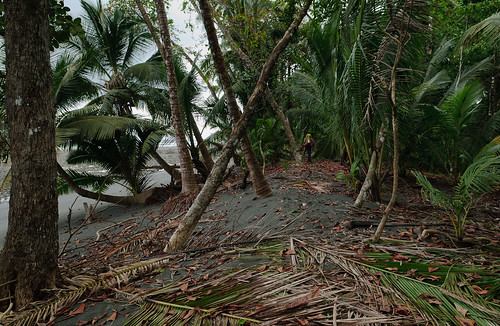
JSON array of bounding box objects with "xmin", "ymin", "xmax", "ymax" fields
[{"xmin": 0, "ymin": 146, "xmax": 180, "ymax": 249}]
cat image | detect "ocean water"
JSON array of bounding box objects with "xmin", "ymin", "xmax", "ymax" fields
[{"xmin": 0, "ymin": 146, "xmax": 180, "ymax": 201}]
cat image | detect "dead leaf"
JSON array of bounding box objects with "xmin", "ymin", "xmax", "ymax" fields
[
  {"xmin": 284, "ymin": 249, "xmax": 296, "ymax": 255},
  {"xmin": 472, "ymin": 285, "xmax": 488, "ymax": 295},
  {"xmin": 286, "ymin": 296, "xmax": 309, "ymax": 309},
  {"xmin": 456, "ymin": 316, "xmax": 476, "ymax": 326},
  {"xmin": 68, "ymin": 303, "xmax": 85, "ymax": 317},
  {"xmin": 180, "ymin": 282, "xmax": 189, "ymax": 292},
  {"xmin": 296, "ymin": 317, "xmax": 308, "ymax": 325},
  {"xmin": 455, "ymin": 303, "xmax": 468, "ymax": 317},
  {"xmin": 186, "ymin": 296, "xmax": 198, "ymax": 301},
  {"xmin": 419, "ymin": 293, "xmax": 442, "ymax": 305},
  {"xmin": 256, "ymin": 265, "xmax": 268, "ymax": 272},
  {"xmin": 386, "ymin": 267, "xmax": 399, "ymax": 271},
  {"xmin": 392, "ymin": 253, "xmax": 411, "ymax": 262},
  {"xmin": 77, "ymin": 322, "xmax": 89, "ymax": 326},
  {"xmin": 428, "ymin": 267, "xmax": 439, "ymax": 273},
  {"xmin": 107, "ymin": 311, "xmax": 117, "ymax": 322},
  {"xmin": 181, "ymin": 309, "xmax": 195, "ymax": 320}
]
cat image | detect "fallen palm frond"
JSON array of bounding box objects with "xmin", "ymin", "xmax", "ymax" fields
[
  {"xmin": 123, "ymin": 241, "xmax": 405, "ymax": 325},
  {"xmin": 294, "ymin": 239, "xmax": 500, "ymax": 326}
]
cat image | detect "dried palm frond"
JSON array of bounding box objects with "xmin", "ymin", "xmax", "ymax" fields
[{"xmin": 294, "ymin": 239, "xmax": 500, "ymax": 326}]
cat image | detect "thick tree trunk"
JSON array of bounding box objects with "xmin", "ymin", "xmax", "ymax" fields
[
  {"xmin": 198, "ymin": 0, "xmax": 273, "ymax": 198},
  {"xmin": 165, "ymin": 0, "xmax": 313, "ymax": 252},
  {"xmin": 0, "ymin": 0, "xmax": 58, "ymax": 309},
  {"xmin": 354, "ymin": 125, "xmax": 387, "ymax": 207},
  {"xmin": 56, "ymin": 164, "xmax": 162, "ymax": 205}
]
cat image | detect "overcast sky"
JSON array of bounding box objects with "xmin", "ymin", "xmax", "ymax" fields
[{"xmin": 63, "ymin": 0, "xmax": 206, "ymax": 53}]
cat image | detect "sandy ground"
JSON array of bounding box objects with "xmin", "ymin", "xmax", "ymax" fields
[
  {"xmin": 49, "ymin": 161, "xmax": 383, "ymax": 325},
  {"xmin": 0, "ymin": 146, "xmax": 180, "ymax": 249}
]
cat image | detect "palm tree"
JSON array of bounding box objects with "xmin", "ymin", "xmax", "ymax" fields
[{"xmin": 55, "ymin": 1, "xmax": 190, "ymax": 196}]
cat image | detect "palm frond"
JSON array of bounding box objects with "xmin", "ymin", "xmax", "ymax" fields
[{"xmin": 460, "ymin": 12, "xmax": 500, "ymax": 47}]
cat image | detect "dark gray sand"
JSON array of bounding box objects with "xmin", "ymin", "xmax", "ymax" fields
[{"xmin": 49, "ymin": 162, "xmax": 385, "ymax": 325}]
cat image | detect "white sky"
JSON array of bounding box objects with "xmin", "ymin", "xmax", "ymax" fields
[{"xmin": 63, "ymin": 0, "xmax": 206, "ymax": 54}]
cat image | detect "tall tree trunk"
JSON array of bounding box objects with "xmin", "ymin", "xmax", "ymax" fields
[
  {"xmin": 153, "ymin": 0, "xmax": 198, "ymax": 194},
  {"xmin": 372, "ymin": 35, "xmax": 405, "ymax": 243},
  {"xmin": 354, "ymin": 125, "xmax": 387, "ymax": 207},
  {"xmin": 165, "ymin": 0, "xmax": 313, "ymax": 252},
  {"xmin": 151, "ymin": 150, "xmax": 181, "ymax": 183},
  {"xmin": 0, "ymin": 0, "xmax": 58, "ymax": 309},
  {"xmin": 198, "ymin": 0, "xmax": 272, "ymax": 198},
  {"xmin": 191, "ymin": 0, "xmax": 301, "ymax": 164}
]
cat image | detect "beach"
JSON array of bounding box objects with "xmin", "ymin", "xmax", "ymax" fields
[{"xmin": 0, "ymin": 146, "xmax": 180, "ymax": 249}]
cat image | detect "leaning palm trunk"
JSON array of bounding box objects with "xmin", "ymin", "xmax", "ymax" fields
[
  {"xmin": 354, "ymin": 125, "xmax": 387, "ymax": 207},
  {"xmin": 191, "ymin": 0, "xmax": 301, "ymax": 164},
  {"xmin": 198, "ymin": 0, "xmax": 272, "ymax": 198},
  {"xmin": 56, "ymin": 164, "xmax": 162, "ymax": 205},
  {"xmin": 165, "ymin": 0, "xmax": 313, "ymax": 252},
  {"xmin": 138, "ymin": 0, "xmax": 198, "ymax": 194}
]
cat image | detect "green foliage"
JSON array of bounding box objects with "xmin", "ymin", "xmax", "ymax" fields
[
  {"xmin": 414, "ymin": 137, "xmax": 500, "ymax": 240},
  {"xmin": 248, "ymin": 117, "xmax": 288, "ymax": 164},
  {"xmin": 0, "ymin": 0, "xmax": 84, "ymax": 50},
  {"xmin": 336, "ymin": 156, "xmax": 361, "ymax": 191}
]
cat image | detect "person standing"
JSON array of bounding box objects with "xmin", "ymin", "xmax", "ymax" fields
[{"xmin": 302, "ymin": 133, "xmax": 315, "ymax": 163}]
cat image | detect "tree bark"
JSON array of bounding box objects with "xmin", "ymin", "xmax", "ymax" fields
[
  {"xmin": 0, "ymin": 0, "xmax": 58, "ymax": 309},
  {"xmin": 165, "ymin": 0, "xmax": 313, "ymax": 252},
  {"xmin": 198, "ymin": 0, "xmax": 273, "ymax": 198},
  {"xmin": 153, "ymin": 0, "xmax": 199, "ymax": 194},
  {"xmin": 354, "ymin": 125, "xmax": 387, "ymax": 207}
]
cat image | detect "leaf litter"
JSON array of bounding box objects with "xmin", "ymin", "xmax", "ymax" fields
[{"xmin": 2, "ymin": 160, "xmax": 499, "ymax": 325}]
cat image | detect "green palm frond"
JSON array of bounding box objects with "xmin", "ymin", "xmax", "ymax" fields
[
  {"xmin": 57, "ymin": 169, "xmax": 116, "ymax": 195},
  {"xmin": 58, "ymin": 115, "xmax": 141, "ymax": 141},
  {"xmin": 460, "ymin": 12, "xmax": 500, "ymax": 47},
  {"xmin": 297, "ymin": 240, "xmax": 500, "ymax": 326}
]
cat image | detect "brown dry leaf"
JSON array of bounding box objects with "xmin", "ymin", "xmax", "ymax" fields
[
  {"xmin": 92, "ymin": 312, "xmax": 107, "ymax": 324},
  {"xmin": 455, "ymin": 303, "xmax": 468, "ymax": 317},
  {"xmin": 181, "ymin": 309, "xmax": 196, "ymax": 320},
  {"xmin": 186, "ymin": 296, "xmax": 198, "ymax": 301},
  {"xmin": 68, "ymin": 303, "xmax": 85, "ymax": 317},
  {"xmin": 386, "ymin": 267, "xmax": 399, "ymax": 271},
  {"xmin": 392, "ymin": 253, "xmax": 411, "ymax": 262},
  {"xmin": 77, "ymin": 322, "xmax": 89, "ymax": 326},
  {"xmin": 180, "ymin": 282, "xmax": 189, "ymax": 292},
  {"xmin": 284, "ymin": 249, "xmax": 296, "ymax": 255},
  {"xmin": 428, "ymin": 267, "xmax": 439, "ymax": 273},
  {"xmin": 296, "ymin": 317, "xmax": 309, "ymax": 325},
  {"xmin": 419, "ymin": 293, "xmax": 442, "ymax": 305},
  {"xmin": 308, "ymin": 314, "xmax": 324, "ymax": 320},
  {"xmin": 256, "ymin": 265, "xmax": 268, "ymax": 272},
  {"xmin": 286, "ymin": 295, "xmax": 309, "ymax": 309},
  {"xmin": 456, "ymin": 316, "xmax": 476, "ymax": 326},
  {"xmin": 472, "ymin": 285, "xmax": 488, "ymax": 295},
  {"xmin": 107, "ymin": 311, "xmax": 118, "ymax": 322}
]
